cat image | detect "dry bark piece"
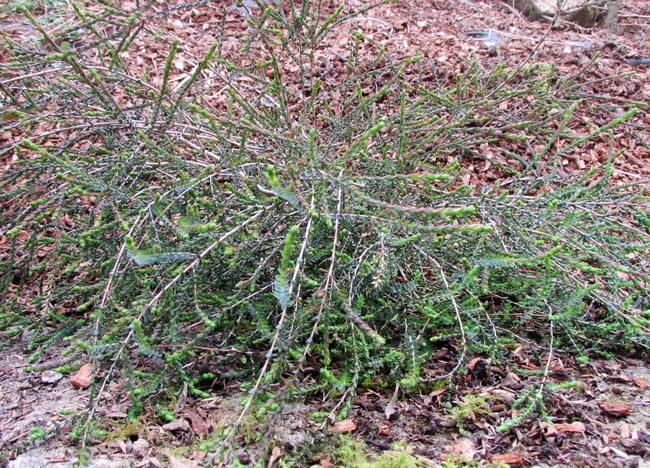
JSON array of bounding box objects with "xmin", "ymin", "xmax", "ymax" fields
[
  {"xmin": 466, "ymin": 357, "xmax": 483, "ymax": 370},
  {"xmin": 378, "ymin": 426, "xmax": 390, "ymax": 436},
  {"xmin": 633, "ymin": 378, "xmax": 648, "ymax": 389},
  {"xmin": 328, "ymin": 419, "xmax": 357, "ymax": 434},
  {"xmin": 619, "ymin": 438, "xmax": 649, "ymax": 456},
  {"xmin": 598, "ymin": 401, "xmax": 631, "ymax": 417},
  {"xmin": 70, "ymin": 363, "xmax": 93, "ymax": 389}
]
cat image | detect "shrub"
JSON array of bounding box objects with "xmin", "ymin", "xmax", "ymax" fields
[{"xmin": 1, "ymin": 0, "xmax": 648, "ymax": 459}]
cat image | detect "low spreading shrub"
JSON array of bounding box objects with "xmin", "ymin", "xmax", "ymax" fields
[{"xmin": 1, "ymin": 0, "xmax": 648, "ymax": 460}]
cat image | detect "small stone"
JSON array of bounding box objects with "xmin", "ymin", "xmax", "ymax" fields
[
  {"xmin": 235, "ymin": 450, "xmax": 251, "ymax": 465},
  {"xmin": 41, "ymin": 370, "xmax": 63, "ymax": 384},
  {"xmin": 437, "ymin": 418, "xmax": 457, "ymax": 428},
  {"xmin": 132, "ymin": 438, "xmax": 149, "ymax": 458},
  {"xmin": 424, "ymin": 422, "xmax": 438, "ymax": 435}
]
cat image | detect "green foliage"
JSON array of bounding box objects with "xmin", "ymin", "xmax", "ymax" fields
[
  {"xmin": 273, "ymin": 225, "xmax": 299, "ymax": 310},
  {"xmin": 29, "ymin": 426, "xmax": 46, "ymax": 442},
  {"xmin": 0, "ymin": 0, "xmax": 648, "ymax": 459}
]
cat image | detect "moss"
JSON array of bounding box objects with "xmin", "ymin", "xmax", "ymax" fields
[
  {"xmin": 329, "ymin": 436, "xmax": 431, "ymax": 467},
  {"xmin": 102, "ymin": 420, "xmax": 146, "ymax": 443}
]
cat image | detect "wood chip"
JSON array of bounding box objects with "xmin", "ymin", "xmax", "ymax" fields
[
  {"xmin": 620, "ymin": 423, "xmax": 630, "ymax": 439},
  {"xmin": 554, "ymin": 422, "xmax": 586, "ymax": 434},
  {"xmin": 598, "ymin": 401, "xmax": 631, "ymax": 417},
  {"xmin": 490, "ymin": 453, "xmax": 524, "ymax": 465}
]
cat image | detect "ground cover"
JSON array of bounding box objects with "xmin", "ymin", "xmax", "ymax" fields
[{"xmin": 1, "ymin": 0, "xmax": 649, "ymax": 466}]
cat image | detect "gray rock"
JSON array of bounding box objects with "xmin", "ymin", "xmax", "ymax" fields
[
  {"xmin": 235, "ymin": 449, "xmax": 251, "ymax": 465},
  {"xmin": 512, "ymin": 0, "xmax": 598, "ymax": 27},
  {"xmin": 41, "ymin": 370, "xmax": 63, "ymax": 384},
  {"xmin": 132, "ymin": 438, "xmax": 149, "ymax": 458},
  {"xmin": 8, "ymin": 449, "xmax": 130, "ymax": 467}
]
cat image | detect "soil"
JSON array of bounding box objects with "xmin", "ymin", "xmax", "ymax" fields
[
  {"xmin": 2, "ymin": 332, "xmax": 650, "ymax": 466},
  {"xmin": 1, "ymin": 0, "xmax": 649, "ymax": 466}
]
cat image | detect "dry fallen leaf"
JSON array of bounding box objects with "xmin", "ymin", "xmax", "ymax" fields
[
  {"xmin": 267, "ymin": 446, "xmax": 282, "ymax": 468},
  {"xmin": 319, "ymin": 456, "xmax": 335, "ymax": 468},
  {"xmin": 385, "ymin": 383, "xmax": 400, "ymax": 420},
  {"xmin": 466, "ymin": 357, "xmax": 483, "ymax": 371},
  {"xmin": 633, "ymin": 377, "xmax": 648, "ymax": 389},
  {"xmin": 186, "ymin": 411, "xmax": 211, "ymax": 435},
  {"xmin": 70, "ymin": 363, "xmax": 93, "ymax": 389},
  {"xmin": 449, "ymin": 438, "xmax": 476, "ymax": 459},
  {"xmin": 542, "ymin": 423, "xmax": 559, "ymax": 437},
  {"xmin": 162, "ymin": 419, "xmax": 191, "ymax": 432},
  {"xmin": 491, "ymin": 388, "xmax": 516, "ymax": 405},
  {"xmin": 166, "ymin": 452, "xmax": 199, "ymax": 468},
  {"xmin": 328, "ymin": 419, "xmax": 357, "ymax": 434}
]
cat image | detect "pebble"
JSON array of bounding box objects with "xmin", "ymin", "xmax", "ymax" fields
[{"xmin": 41, "ymin": 370, "xmax": 63, "ymax": 384}]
